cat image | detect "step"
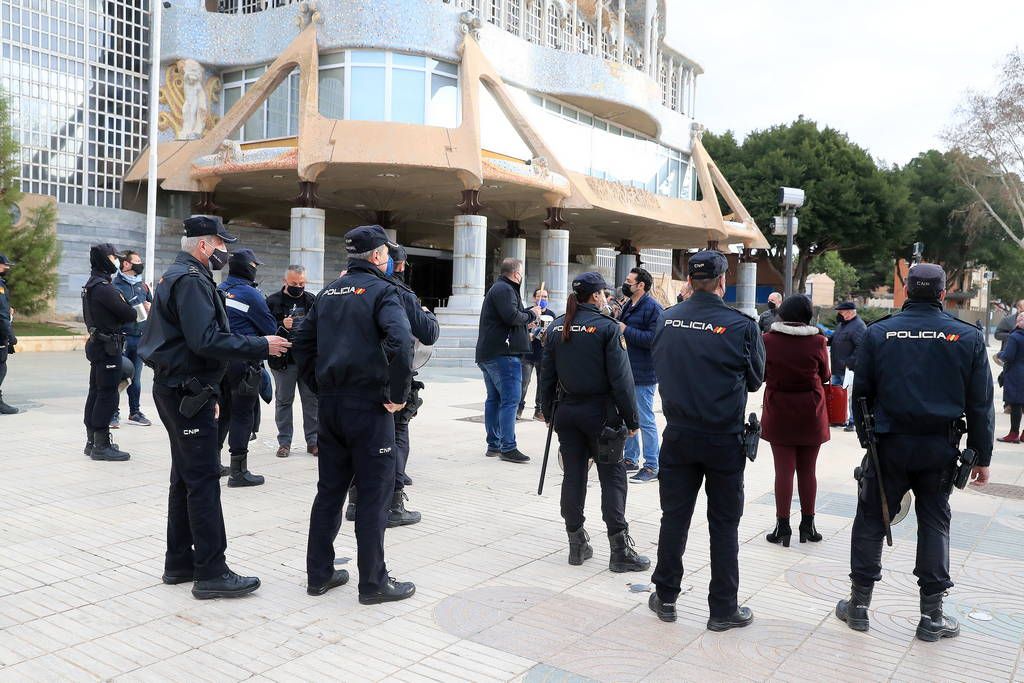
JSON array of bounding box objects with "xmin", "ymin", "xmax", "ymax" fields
[
  {"xmin": 432, "ymin": 346, "xmax": 476, "ymax": 359},
  {"xmin": 429, "ymin": 357, "xmax": 480, "ymax": 369},
  {"xmin": 438, "ymin": 325, "xmax": 480, "ymax": 340}
]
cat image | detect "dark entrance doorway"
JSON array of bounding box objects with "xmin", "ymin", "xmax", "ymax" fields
[{"xmin": 404, "ymin": 247, "xmax": 453, "ymax": 311}]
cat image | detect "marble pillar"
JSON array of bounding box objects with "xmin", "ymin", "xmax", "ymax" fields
[
  {"xmin": 736, "ymin": 248, "xmax": 757, "ymax": 318},
  {"xmin": 289, "ymin": 207, "xmax": 325, "ymax": 293},
  {"xmin": 540, "ymin": 228, "xmax": 569, "ymax": 308},
  {"xmin": 449, "ymin": 214, "xmax": 488, "ymax": 312},
  {"xmin": 614, "ymin": 253, "xmax": 638, "ymax": 290}
]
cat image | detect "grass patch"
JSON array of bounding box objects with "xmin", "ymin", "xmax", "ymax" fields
[{"xmin": 12, "ymin": 321, "xmax": 79, "ymax": 337}]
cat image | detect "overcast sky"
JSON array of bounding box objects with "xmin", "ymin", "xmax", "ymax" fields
[{"xmin": 667, "ymin": 0, "xmax": 1024, "ymax": 166}]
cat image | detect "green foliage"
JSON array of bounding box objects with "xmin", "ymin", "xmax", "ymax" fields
[
  {"xmin": 0, "ymin": 89, "xmax": 60, "ymax": 316},
  {"xmin": 813, "ymin": 251, "xmax": 859, "ymax": 300},
  {"xmin": 703, "ymin": 117, "xmax": 917, "ymax": 293},
  {"xmin": 12, "ymin": 321, "xmax": 77, "ymax": 337}
]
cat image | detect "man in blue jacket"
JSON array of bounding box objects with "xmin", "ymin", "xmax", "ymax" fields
[
  {"xmin": 618, "ymin": 267, "xmax": 662, "ymax": 483},
  {"xmin": 111, "ymin": 250, "xmax": 153, "ymax": 428},
  {"xmin": 217, "ymin": 249, "xmax": 278, "ymax": 487}
]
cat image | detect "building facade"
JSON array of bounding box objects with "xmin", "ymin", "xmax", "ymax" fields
[{"xmin": 4, "ymin": 0, "xmax": 767, "ymax": 362}]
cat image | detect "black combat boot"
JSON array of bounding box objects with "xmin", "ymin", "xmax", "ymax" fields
[
  {"xmin": 387, "ymin": 490, "xmax": 422, "ymax": 527},
  {"xmin": 227, "ymin": 454, "xmax": 264, "ymax": 487},
  {"xmin": 608, "ymin": 529, "xmax": 650, "ymax": 572},
  {"xmin": 836, "ymin": 582, "xmax": 873, "ymax": 631},
  {"xmin": 766, "ymin": 517, "xmax": 792, "ymax": 547},
  {"xmin": 358, "ymin": 575, "xmax": 416, "ymax": 604},
  {"xmin": 346, "ymin": 486, "xmax": 357, "ymax": 521},
  {"xmin": 799, "ymin": 514, "xmax": 823, "ymax": 543},
  {"xmin": 84, "ymin": 429, "xmax": 95, "ymax": 457},
  {"xmin": 192, "ymin": 569, "xmax": 260, "ymax": 599},
  {"xmin": 90, "ymin": 429, "xmax": 130, "ymax": 461},
  {"xmin": 0, "ymin": 391, "xmax": 18, "ymax": 414},
  {"xmin": 916, "ymin": 590, "xmax": 960, "ymax": 642},
  {"xmin": 567, "ymin": 527, "xmax": 593, "ymax": 566},
  {"xmin": 648, "ymin": 593, "xmax": 677, "ymax": 622},
  {"xmin": 707, "ymin": 607, "xmax": 754, "ymax": 632}
]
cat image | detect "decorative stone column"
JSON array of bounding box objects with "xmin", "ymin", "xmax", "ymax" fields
[
  {"xmin": 736, "ymin": 247, "xmax": 758, "ymax": 318},
  {"xmin": 501, "ymin": 219, "xmax": 526, "ymax": 286},
  {"xmin": 290, "ymin": 181, "xmax": 324, "ymax": 293},
  {"xmin": 614, "ymin": 239, "xmax": 639, "ymax": 290},
  {"xmin": 541, "ymin": 207, "xmax": 569, "ymax": 308},
  {"xmin": 448, "ymin": 189, "xmax": 487, "ymax": 312}
]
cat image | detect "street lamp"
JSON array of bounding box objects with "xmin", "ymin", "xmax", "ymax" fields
[
  {"xmin": 777, "ymin": 186, "xmax": 805, "ymax": 298},
  {"xmin": 144, "ymin": 0, "xmax": 165, "ymax": 289}
]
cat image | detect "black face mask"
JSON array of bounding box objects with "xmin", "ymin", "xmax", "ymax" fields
[
  {"xmin": 130, "ymin": 263, "xmax": 144, "ymax": 276},
  {"xmin": 230, "ymin": 262, "xmax": 258, "ymax": 282},
  {"xmin": 286, "ymin": 285, "xmax": 305, "ymax": 298},
  {"xmin": 621, "ymin": 283, "xmax": 632, "ymax": 297},
  {"xmin": 208, "ymin": 248, "xmax": 229, "ymax": 271},
  {"xmin": 392, "ymin": 270, "xmax": 406, "ymax": 283},
  {"xmin": 767, "ymin": 301, "xmax": 777, "ymax": 310}
]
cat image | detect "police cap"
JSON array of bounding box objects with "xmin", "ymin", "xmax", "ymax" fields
[
  {"xmin": 346, "ymin": 224, "xmax": 397, "ymax": 254},
  {"xmin": 572, "ymin": 271, "xmax": 610, "ymax": 300},
  {"xmin": 183, "ymin": 214, "xmax": 238, "ymax": 243},
  {"xmin": 0, "ymin": 253, "xmax": 15, "ymax": 266},
  {"xmin": 907, "ymin": 263, "xmax": 946, "ymax": 300},
  {"xmin": 228, "ymin": 248, "xmax": 262, "ymax": 267},
  {"xmin": 688, "ymin": 250, "xmax": 728, "ymax": 280},
  {"xmin": 834, "ymin": 301, "xmax": 856, "ymax": 311}
]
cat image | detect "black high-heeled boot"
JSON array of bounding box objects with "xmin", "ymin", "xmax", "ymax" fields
[
  {"xmin": 765, "ymin": 518, "xmax": 792, "ymax": 547},
  {"xmin": 799, "ymin": 514, "xmax": 823, "ymax": 543}
]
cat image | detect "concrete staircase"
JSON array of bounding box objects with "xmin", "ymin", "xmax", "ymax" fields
[{"xmin": 430, "ymin": 308, "xmax": 480, "ymax": 368}]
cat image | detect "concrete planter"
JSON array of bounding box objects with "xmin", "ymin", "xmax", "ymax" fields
[{"xmin": 13, "ymin": 335, "xmax": 89, "ymax": 353}]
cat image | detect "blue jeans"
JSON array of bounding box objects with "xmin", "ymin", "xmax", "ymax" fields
[
  {"xmin": 478, "ymin": 356, "xmax": 522, "ymax": 453},
  {"xmin": 122, "ymin": 334, "xmax": 144, "ymax": 415},
  {"xmin": 625, "ymin": 383, "xmax": 658, "ymax": 470},
  {"xmin": 831, "ymin": 372, "xmax": 853, "ymax": 426}
]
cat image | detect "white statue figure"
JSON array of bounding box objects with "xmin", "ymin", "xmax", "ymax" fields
[{"xmin": 179, "ymin": 59, "xmax": 210, "ymax": 140}]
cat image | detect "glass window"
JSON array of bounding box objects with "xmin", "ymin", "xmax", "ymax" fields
[
  {"xmin": 428, "ymin": 74, "xmax": 458, "ymax": 127},
  {"xmin": 349, "ymin": 50, "xmax": 385, "ymax": 64},
  {"xmin": 244, "ymin": 65, "xmax": 265, "ymax": 80},
  {"xmin": 391, "ymin": 68, "xmax": 425, "ymax": 124},
  {"xmin": 349, "ymin": 65, "xmax": 386, "ymax": 121},
  {"xmin": 431, "ymin": 60, "xmax": 458, "ymax": 76},
  {"xmin": 266, "ymin": 78, "xmax": 290, "ymax": 139},
  {"xmin": 320, "ymin": 51, "xmax": 345, "ymax": 66},
  {"xmin": 393, "ymin": 53, "xmax": 425, "ymax": 68},
  {"xmin": 318, "ymin": 68, "xmax": 344, "ymax": 119},
  {"xmin": 243, "ymin": 106, "xmax": 263, "ymax": 141},
  {"xmin": 223, "ymin": 86, "xmax": 241, "ymax": 139}
]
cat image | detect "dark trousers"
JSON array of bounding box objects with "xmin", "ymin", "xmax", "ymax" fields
[
  {"xmin": 652, "ymin": 427, "xmax": 746, "ymax": 618},
  {"xmin": 394, "ymin": 418, "xmax": 409, "ymax": 492},
  {"xmin": 217, "ymin": 361, "xmax": 259, "ymax": 458},
  {"xmin": 0, "ymin": 346, "xmax": 7, "ymax": 388},
  {"xmin": 307, "ymin": 398, "xmax": 397, "ymax": 594},
  {"xmin": 153, "ymin": 384, "xmax": 229, "ymax": 580},
  {"xmin": 84, "ymin": 344, "xmax": 121, "ymax": 430},
  {"xmin": 554, "ymin": 398, "xmax": 628, "ymax": 536},
  {"xmin": 121, "ymin": 334, "xmax": 144, "ymax": 415},
  {"xmin": 1011, "ymin": 404, "xmax": 1022, "ymax": 433},
  {"xmin": 770, "ymin": 443, "xmax": 820, "ymax": 517},
  {"xmin": 850, "ymin": 433, "xmax": 956, "ymax": 595}
]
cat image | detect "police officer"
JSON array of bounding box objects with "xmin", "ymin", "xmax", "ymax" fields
[
  {"xmin": 82, "ymin": 244, "xmax": 137, "ymax": 461},
  {"xmin": 837, "ymin": 263, "xmax": 993, "ymax": 642},
  {"xmin": 539, "ymin": 272, "xmax": 650, "ymax": 573},
  {"xmin": 139, "ymin": 215, "xmax": 290, "ymax": 599},
  {"xmin": 345, "ymin": 242, "xmax": 439, "ymax": 527},
  {"xmin": 647, "ymin": 250, "xmax": 765, "ymax": 631},
  {"xmin": 0, "ymin": 253, "xmax": 18, "ymax": 415},
  {"xmin": 217, "ymin": 249, "xmax": 278, "ymax": 488},
  {"xmin": 293, "ymin": 224, "xmax": 416, "ymax": 602}
]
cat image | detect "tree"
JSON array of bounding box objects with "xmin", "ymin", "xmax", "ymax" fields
[
  {"xmin": 704, "ymin": 117, "xmax": 916, "ymax": 293},
  {"xmin": 812, "ymin": 251, "xmax": 858, "ymax": 300},
  {"xmin": 945, "ymin": 50, "xmax": 1024, "ymax": 250},
  {"xmin": 0, "ymin": 90, "xmax": 60, "ymax": 316}
]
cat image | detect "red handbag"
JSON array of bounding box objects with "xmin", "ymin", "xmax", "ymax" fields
[{"xmin": 826, "ymin": 384, "xmax": 848, "ymax": 426}]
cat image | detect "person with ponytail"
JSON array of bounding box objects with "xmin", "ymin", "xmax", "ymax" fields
[{"xmin": 538, "ymin": 272, "xmax": 650, "ymax": 574}]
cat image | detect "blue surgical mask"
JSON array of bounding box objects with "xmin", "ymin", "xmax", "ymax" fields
[
  {"xmin": 385, "ymin": 257, "xmax": 395, "ymax": 277},
  {"xmin": 538, "ymin": 299, "xmax": 548, "ymax": 310}
]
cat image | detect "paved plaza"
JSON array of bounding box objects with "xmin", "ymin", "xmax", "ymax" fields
[{"xmin": 0, "ymin": 351, "xmax": 1023, "ymax": 681}]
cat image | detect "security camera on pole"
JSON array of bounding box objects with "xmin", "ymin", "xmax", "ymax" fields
[{"xmin": 776, "ymin": 187, "xmax": 805, "ymax": 298}]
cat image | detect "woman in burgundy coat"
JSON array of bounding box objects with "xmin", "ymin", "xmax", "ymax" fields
[{"xmin": 760, "ymin": 295, "xmax": 831, "ymax": 546}]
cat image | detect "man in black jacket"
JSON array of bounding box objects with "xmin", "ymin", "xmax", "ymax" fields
[
  {"xmin": 293, "ymin": 224, "xmax": 416, "ymax": 604},
  {"xmin": 139, "ymin": 215, "xmax": 291, "ymax": 599},
  {"xmin": 830, "ymin": 301, "xmax": 867, "ymax": 431},
  {"xmin": 82, "ymin": 243, "xmax": 138, "ymax": 461},
  {"xmin": 0, "ymin": 253, "xmax": 18, "ymax": 415},
  {"xmin": 475, "ymin": 258, "xmax": 541, "ymax": 463},
  {"xmin": 266, "ymin": 264, "xmax": 319, "ymax": 458}
]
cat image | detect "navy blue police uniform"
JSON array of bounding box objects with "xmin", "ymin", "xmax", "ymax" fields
[
  {"xmin": 539, "ymin": 272, "xmax": 651, "ymax": 572},
  {"xmin": 648, "ymin": 250, "xmax": 765, "ymax": 630},
  {"xmin": 0, "ymin": 254, "xmax": 17, "ymax": 414},
  {"xmin": 293, "ymin": 224, "xmax": 416, "ymax": 602},
  {"xmin": 216, "ymin": 249, "xmax": 278, "ymax": 488},
  {"xmin": 839, "ymin": 263, "xmax": 994, "ymax": 640},
  {"xmin": 139, "ymin": 216, "xmax": 270, "ymax": 595},
  {"xmin": 82, "ymin": 244, "xmax": 137, "ymax": 461}
]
